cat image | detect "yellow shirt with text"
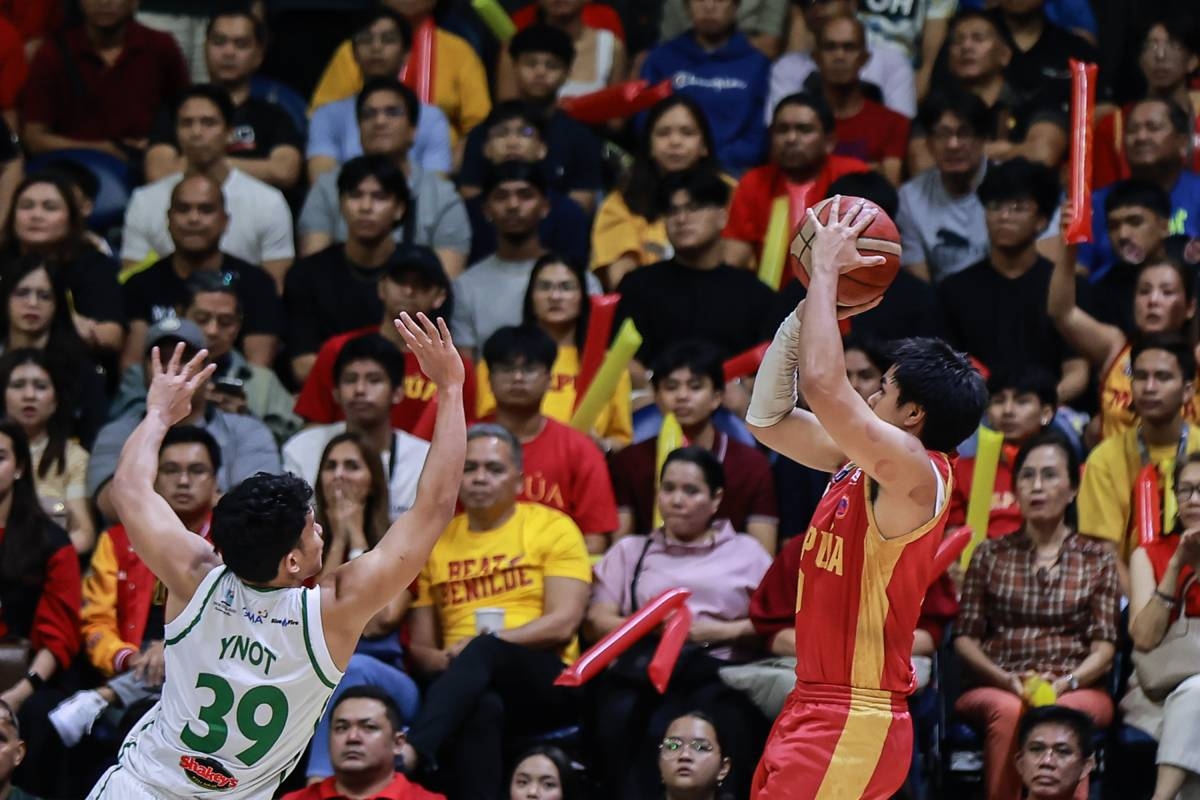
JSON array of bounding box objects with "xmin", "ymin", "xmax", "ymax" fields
[{"xmin": 413, "ymin": 503, "xmax": 592, "ymax": 661}]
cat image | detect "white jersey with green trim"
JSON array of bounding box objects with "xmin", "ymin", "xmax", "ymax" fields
[{"xmin": 115, "ymin": 566, "xmax": 343, "ymax": 798}]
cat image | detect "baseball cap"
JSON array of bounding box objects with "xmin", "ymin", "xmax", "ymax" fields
[
  {"xmin": 144, "ymin": 317, "xmax": 206, "ymax": 357},
  {"xmin": 384, "ymin": 244, "xmax": 450, "ymax": 290}
]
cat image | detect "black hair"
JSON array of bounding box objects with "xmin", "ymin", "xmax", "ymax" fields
[
  {"xmin": 1012, "ymin": 430, "xmax": 1081, "ymax": 491},
  {"xmin": 1131, "ymin": 97, "xmax": 1192, "ymax": 136},
  {"xmin": 1136, "ymin": 255, "xmax": 1195, "ymax": 304},
  {"xmin": 174, "ymin": 84, "xmax": 237, "ymax": 128},
  {"xmin": 0, "ymin": 255, "xmax": 90, "ymax": 367},
  {"xmin": 826, "ymin": 172, "xmax": 898, "ymax": 219},
  {"xmin": 1141, "ymin": 12, "xmax": 1199, "ymax": 56},
  {"xmin": 331, "ymin": 684, "xmax": 405, "ymax": 730},
  {"xmin": 333, "ymin": 333, "xmax": 406, "ymax": 388},
  {"xmin": 522, "ymin": 253, "xmax": 590, "ymax": 350},
  {"xmin": 185, "ymin": 270, "xmax": 242, "ymax": 315},
  {"xmin": 0, "ymin": 349, "xmax": 78, "ymax": 481},
  {"xmin": 509, "ymin": 23, "xmax": 576, "ymax": 68},
  {"xmin": 160, "ymin": 425, "xmax": 223, "ymax": 474},
  {"xmin": 771, "ymin": 91, "xmax": 835, "ymax": 133},
  {"xmin": 482, "ymin": 159, "xmax": 548, "ymax": 198},
  {"xmin": 842, "ymin": 332, "xmax": 893, "ymax": 373},
  {"xmin": 3, "ymin": 172, "xmax": 88, "ymax": 261},
  {"xmin": 1130, "ymin": 332, "xmax": 1197, "ymax": 382},
  {"xmin": 356, "ymin": 76, "xmax": 421, "ymax": 127},
  {"xmin": 482, "ymin": 325, "xmax": 558, "ymax": 372},
  {"xmin": 1018, "ymin": 705, "xmax": 1096, "ymax": 759},
  {"xmin": 650, "ymin": 340, "xmax": 726, "ymax": 392},
  {"xmin": 1104, "ymin": 179, "xmax": 1172, "ymax": 220},
  {"xmin": 917, "ymin": 86, "xmax": 992, "ymax": 141},
  {"xmin": 336, "ymin": 154, "xmax": 411, "ymax": 208},
  {"xmin": 662, "ymin": 446, "xmax": 725, "ymax": 495},
  {"xmin": 482, "ymin": 100, "xmax": 548, "ymax": 141},
  {"xmin": 986, "ymin": 364, "xmax": 1058, "ymax": 407},
  {"xmin": 660, "ymin": 167, "xmax": 730, "ymax": 212},
  {"xmin": 887, "ymin": 337, "xmax": 988, "ymax": 453},
  {"xmin": 350, "ymin": 7, "xmax": 412, "ymax": 52},
  {"xmin": 948, "ymin": 8, "xmax": 1008, "ymax": 40},
  {"xmin": 0, "ymin": 419, "xmax": 59, "ymax": 585},
  {"xmin": 206, "ymin": 1, "xmax": 268, "ymax": 45},
  {"xmin": 211, "ymin": 473, "xmax": 314, "ymax": 584},
  {"xmin": 661, "ymin": 709, "xmax": 731, "ymax": 761},
  {"xmin": 41, "ymin": 159, "xmax": 100, "ymax": 202},
  {"xmin": 511, "ymin": 745, "xmax": 582, "ymax": 800},
  {"xmin": 977, "ymin": 157, "xmax": 1060, "ymax": 220},
  {"xmin": 624, "ymin": 95, "xmax": 720, "ymax": 222}
]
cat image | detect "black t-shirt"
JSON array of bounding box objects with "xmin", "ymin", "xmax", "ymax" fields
[
  {"xmin": 937, "ymin": 256, "xmax": 1078, "ymax": 378},
  {"xmin": 1082, "ymin": 261, "xmax": 1137, "ymax": 337},
  {"xmin": 458, "ymin": 108, "xmax": 605, "ymax": 194},
  {"xmin": 51, "ymin": 248, "xmax": 126, "ymax": 325},
  {"xmin": 0, "ymin": 117, "xmax": 18, "ymax": 162},
  {"xmin": 284, "ymin": 244, "xmax": 387, "ymax": 358},
  {"xmin": 997, "ymin": 12, "xmax": 1108, "ymax": 108},
  {"xmin": 614, "ymin": 259, "xmax": 776, "ymax": 365},
  {"xmin": 767, "ymin": 269, "xmax": 939, "ymax": 343},
  {"xmin": 123, "ymin": 254, "xmax": 284, "ymax": 336},
  {"xmin": 149, "ymin": 96, "xmax": 304, "ymax": 160}
]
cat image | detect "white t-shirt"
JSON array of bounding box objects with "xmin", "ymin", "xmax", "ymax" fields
[
  {"xmin": 120, "ymin": 168, "xmax": 295, "ymax": 265},
  {"xmin": 282, "ymin": 423, "xmax": 430, "ymax": 520},
  {"xmin": 860, "ymin": 0, "xmax": 958, "ymax": 63}
]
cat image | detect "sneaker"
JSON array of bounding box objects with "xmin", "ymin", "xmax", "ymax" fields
[{"xmin": 49, "ymin": 689, "xmax": 109, "ymax": 747}]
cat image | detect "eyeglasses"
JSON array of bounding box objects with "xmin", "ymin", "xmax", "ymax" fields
[
  {"xmin": 489, "ymin": 124, "xmax": 538, "ymax": 140},
  {"xmin": 1023, "ymin": 742, "xmax": 1081, "ymax": 762},
  {"xmin": 1177, "ymin": 483, "xmax": 1200, "ymax": 501},
  {"xmin": 359, "ymin": 106, "xmax": 407, "ymax": 122},
  {"xmin": 985, "ymin": 199, "xmax": 1037, "ymax": 216},
  {"xmin": 491, "ymin": 362, "xmax": 547, "ymax": 378},
  {"xmin": 659, "ymin": 737, "xmax": 715, "ymax": 757},
  {"xmin": 353, "ymin": 31, "xmax": 403, "ymax": 48},
  {"xmin": 1142, "ymin": 38, "xmax": 1187, "ymax": 58},
  {"xmin": 159, "ymin": 463, "xmax": 214, "ymax": 480}
]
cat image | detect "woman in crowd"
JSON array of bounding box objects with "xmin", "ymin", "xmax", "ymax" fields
[
  {"xmin": 0, "ymin": 348, "xmax": 93, "ymax": 553},
  {"xmin": 496, "ymin": 0, "xmax": 627, "ymax": 100},
  {"xmin": 475, "ymin": 254, "xmax": 632, "ymax": 449},
  {"xmin": 658, "ymin": 712, "xmax": 733, "ymax": 800},
  {"xmin": 0, "ymin": 419, "xmax": 81, "ymax": 797},
  {"xmin": 954, "ymin": 431, "xmax": 1121, "ymax": 800},
  {"xmin": 591, "ymin": 96, "xmax": 722, "ymax": 288},
  {"xmin": 588, "ymin": 447, "xmax": 771, "ymax": 798},
  {"xmin": 0, "ymin": 172, "xmax": 124, "ymax": 354},
  {"xmin": 0, "ymin": 256, "xmax": 108, "ymax": 439},
  {"xmin": 1123, "ymin": 452, "xmax": 1200, "ymax": 800},
  {"xmin": 305, "ymin": 431, "xmax": 420, "ymax": 782},
  {"xmin": 508, "ymin": 745, "xmax": 581, "ymax": 800}
]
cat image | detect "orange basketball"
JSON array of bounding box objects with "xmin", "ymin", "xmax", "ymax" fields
[{"xmin": 790, "ymin": 196, "xmax": 902, "ymax": 307}]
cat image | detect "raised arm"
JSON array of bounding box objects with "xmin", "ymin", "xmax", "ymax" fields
[
  {"xmin": 109, "ymin": 346, "xmax": 221, "ymax": 605},
  {"xmin": 321, "ymin": 313, "xmax": 466, "ymax": 659},
  {"xmin": 1047, "ymin": 206, "xmax": 1126, "ymax": 373}
]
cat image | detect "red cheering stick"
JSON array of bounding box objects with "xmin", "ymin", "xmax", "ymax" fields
[
  {"xmin": 574, "ymin": 294, "xmax": 619, "ymax": 409},
  {"xmin": 555, "ymin": 588, "xmax": 691, "ymax": 689},
  {"xmin": 723, "ymin": 342, "xmax": 770, "ymax": 384},
  {"xmin": 1135, "ymin": 463, "xmax": 1161, "ymax": 546},
  {"xmin": 932, "ymin": 526, "xmax": 971, "ymax": 580},
  {"xmin": 560, "ymin": 79, "xmax": 673, "ymax": 125},
  {"xmin": 1064, "ymin": 60, "xmax": 1098, "ymax": 244},
  {"xmin": 647, "ymin": 604, "xmax": 692, "ymax": 693},
  {"xmin": 401, "ymin": 17, "xmax": 437, "ymax": 104}
]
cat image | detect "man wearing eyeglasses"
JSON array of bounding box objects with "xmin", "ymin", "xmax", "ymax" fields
[
  {"xmin": 1013, "ymin": 706, "xmax": 1097, "ymax": 800},
  {"xmin": 49, "ymin": 427, "xmax": 221, "ymax": 753}
]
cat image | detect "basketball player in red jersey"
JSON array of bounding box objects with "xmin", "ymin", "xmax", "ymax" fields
[{"xmin": 746, "ymin": 197, "xmax": 987, "ymax": 799}]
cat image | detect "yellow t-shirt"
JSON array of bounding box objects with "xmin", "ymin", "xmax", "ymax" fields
[
  {"xmin": 1077, "ymin": 422, "xmax": 1200, "ymax": 561},
  {"xmin": 413, "ymin": 503, "xmax": 592, "ymax": 661},
  {"xmin": 1100, "ymin": 343, "xmax": 1200, "ymax": 440},
  {"xmin": 309, "ymin": 31, "xmax": 492, "ymax": 144},
  {"xmin": 475, "ymin": 345, "xmax": 633, "ymax": 444},
  {"xmin": 590, "ymin": 191, "xmax": 670, "ymax": 271}
]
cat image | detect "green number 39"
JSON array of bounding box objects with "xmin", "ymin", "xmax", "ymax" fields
[{"xmin": 181, "ymin": 673, "xmax": 289, "ymax": 766}]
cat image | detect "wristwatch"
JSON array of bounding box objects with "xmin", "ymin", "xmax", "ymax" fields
[
  {"xmin": 23, "ymin": 670, "xmax": 46, "ymax": 691},
  {"xmin": 1065, "ymin": 674, "xmax": 1079, "ymax": 691}
]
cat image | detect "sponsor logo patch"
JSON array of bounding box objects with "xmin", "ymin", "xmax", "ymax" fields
[{"xmin": 180, "ymin": 755, "xmax": 239, "ymax": 791}]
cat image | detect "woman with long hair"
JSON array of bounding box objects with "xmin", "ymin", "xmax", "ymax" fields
[
  {"xmin": 0, "ymin": 171, "xmax": 125, "ymax": 354},
  {"xmin": 0, "ymin": 349, "xmax": 94, "ymax": 553},
  {"xmin": 591, "ymin": 95, "xmax": 722, "ymax": 288},
  {"xmin": 475, "ymin": 253, "xmax": 632, "ymax": 448}
]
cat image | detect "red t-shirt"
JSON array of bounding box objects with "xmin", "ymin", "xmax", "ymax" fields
[
  {"xmin": 294, "ymin": 326, "xmax": 478, "ymax": 437},
  {"xmin": 609, "ymin": 431, "xmax": 778, "ymax": 536},
  {"xmin": 948, "ymin": 446, "xmax": 1022, "ymax": 539},
  {"xmin": 280, "ymin": 773, "xmax": 445, "ymax": 800},
  {"xmin": 0, "ymin": 525, "xmax": 81, "ymax": 670},
  {"xmin": 0, "ymin": 16, "xmax": 27, "ymax": 110},
  {"xmin": 832, "ymin": 99, "xmax": 910, "ymax": 166},
  {"xmin": 511, "ymin": 3, "xmax": 625, "ymax": 40},
  {"xmin": 511, "ymin": 416, "xmax": 619, "ymax": 535},
  {"xmin": 0, "ymin": 0, "xmax": 61, "ymax": 42},
  {"xmin": 722, "ymin": 156, "xmax": 871, "ymax": 288},
  {"xmin": 1093, "ymin": 101, "xmax": 1200, "ymax": 190}
]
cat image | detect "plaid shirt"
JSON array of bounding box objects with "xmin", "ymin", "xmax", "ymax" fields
[{"xmin": 956, "ymin": 531, "xmax": 1120, "ymax": 676}]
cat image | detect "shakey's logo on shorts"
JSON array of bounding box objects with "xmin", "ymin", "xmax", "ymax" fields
[{"xmin": 180, "ymin": 755, "xmax": 239, "ymax": 790}]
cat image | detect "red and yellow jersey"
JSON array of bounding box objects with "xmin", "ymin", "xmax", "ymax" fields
[
  {"xmin": 793, "ymin": 454, "xmax": 952, "ymax": 695},
  {"xmin": 1101, "ymin": 343, "xmax": 1200, "ymax": 440}
]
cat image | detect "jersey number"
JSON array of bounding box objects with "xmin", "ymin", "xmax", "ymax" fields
[{"xmin": 181, "ymin": 672, "xmax": 290, "ymax": 766}]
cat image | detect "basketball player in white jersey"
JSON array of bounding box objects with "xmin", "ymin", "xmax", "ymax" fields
[{"xmin": 87, "ymin": 312, "xmax": 466, "ymax": 799}]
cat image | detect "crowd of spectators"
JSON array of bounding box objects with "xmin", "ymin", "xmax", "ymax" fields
[{"xmin": 0, "ymin": 0, "xmax": 1198, "ymax": 798}]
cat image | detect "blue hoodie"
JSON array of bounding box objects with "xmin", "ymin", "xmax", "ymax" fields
[{"xmin": 641, "ymin": 30, "xmax": 770, "ymax": 175}]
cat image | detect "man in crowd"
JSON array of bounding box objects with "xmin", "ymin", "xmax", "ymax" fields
[
  {"xmin": 0, "ymin": 701, "xmax": 33, "ymax": 800},
  {"xmin": 143, "ymin": 5, "xmax": 303, "ymax": 192},
  {"xmin": 610, "ymin": 340, "xmax": 778, "ymax": 552},
  {"xmin": 284, "ymin": 334, "xmax": 431, "ymax": 521},
  {"xmin": 723, "ymin": 91, "xmax": 868, "ymax": 274},
  {"xmin": 1014, "ymin": 707, "xmax": 1098, "ymax": 800},
  {"xmin": 121, "ymin": 85, "xmax": 295, "ymax": 290},
  {"xmin": 298, "ymin": 77, "xmax": 470, "ymax": 277},
  {"xmin": 483, "ymin": 325, "xmax": 618, "ymax": 553},
  {"xmin": 121, "ymin": 173, "xmax": 283, "ymax": 370}
]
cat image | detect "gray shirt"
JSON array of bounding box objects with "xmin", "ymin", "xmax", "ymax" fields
[
  {"xmin": 660, "ymin": 0, "xmax": 788, "ymax": 41},
  {"xmin": 87, "ymin": 406, "xmax": 283, "ymax": 498},
  {"xmin": 451, "ymin": 254, "xmax": 603, "ymax": 351},
  {"xmin": 298, "ymin": 164, "xmax": 471, "ymax": 254}
]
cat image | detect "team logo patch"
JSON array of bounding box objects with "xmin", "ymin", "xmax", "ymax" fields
[
  {"xmin": 212, "ymin": 586, "xmax": 237, "ymax": 616},
  {"xmin": 180, "ymin": 755, "xmax": 239, "ymax": 791},
  {"xmin": 835, "ymin": 497, "xmax": 850, "ymax": 519}
]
